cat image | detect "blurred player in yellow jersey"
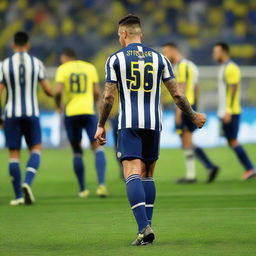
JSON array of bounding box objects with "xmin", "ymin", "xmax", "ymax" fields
[
  {"xmin": 213, "ymin": 42, "xmax": 256, "ymax": 180},
  {"xmin": 55, "ymin": 49, "xmax": 108, "ymax": 197},
  {"xmin": 163, "ymin": 42, "xmax": 219, "ymax": 183}
]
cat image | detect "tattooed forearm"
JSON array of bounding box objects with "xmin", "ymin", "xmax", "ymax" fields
[
  {"xmin": 164, "ymin": 78, "xmax": 196, "ymax": 121},
  {"xmin": 98, "ymin": 82, "xmax": 117, "ymax": 127}
]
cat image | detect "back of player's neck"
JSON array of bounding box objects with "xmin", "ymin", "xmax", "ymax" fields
[
  {"xmin": 126, "ymin": 40, "xmax": 141, "ymax": 46},
  {"xmin": 13, "ymin": 47, "xmax": 27, "ymax": 53}
]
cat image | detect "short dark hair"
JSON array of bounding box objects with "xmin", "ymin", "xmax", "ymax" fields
[
  {"xmin": 61, "ymin": 48, "xmax": 77, "ymax": 59},
  {"xmin": 14, "ymin": 31, "xmax": 29, "ymax": 46},
  {"xmin": 118, "ymin": 14, "xmax": 141, "ymax": 27},
  {"xmin": 162, "ymin": 42, "xmax": 178, "ymax": 49},
  {"xmin": 214, "ymin": 42, "xmax": 230, "ymax": 53}
]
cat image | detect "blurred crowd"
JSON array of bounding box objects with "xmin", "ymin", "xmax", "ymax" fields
[{"xmin": 0, "ymin": 0, "xmax": 256, "ymax": 71}]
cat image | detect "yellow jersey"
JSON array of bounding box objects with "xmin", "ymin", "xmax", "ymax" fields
[
  {"xmin": 174, "ymin": 59, "xmax": 198, "ymax": 105},
  {"xmin": 55, "ymin": 60, "xmax": 99, "ymax": 116},
  {"xmin": 217, "ymin": 60, "xmax": 241, "ymax": 117}
]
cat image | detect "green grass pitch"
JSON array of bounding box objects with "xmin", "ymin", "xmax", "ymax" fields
[{"xmin": 0, "ymin": 145, "xmax": 255, "ymax": 256}]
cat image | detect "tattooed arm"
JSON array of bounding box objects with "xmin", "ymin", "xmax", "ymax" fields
[
  {"xmin": 95, "ymin": 82, "xmax": 117, "ymax": 145},
  {"xmin": 163, "ymin": 78, "xmax": 206, "ymax": 128}
]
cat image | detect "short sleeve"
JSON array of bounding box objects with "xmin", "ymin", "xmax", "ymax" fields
[
  {"xmin": 38, "ymin": 60, "xmax": 46, "ymax": 81},
  {"xmin": 105, "ymin": 55, "xmax": 118, "ymax": 83},
  {"xmin": 55, "ymin": 66, "xmax": 64, "ymax": 83},
  {"xmin": 176, "ymin": 62, "xmax": 187, "ymax": 83},
  {"xmin": 91, "ymin": 65, "xmax": 99, "ymax": 84},
  {"xmin": 162, "ymin": 56, "xmax": 175, "ymax": 81},
  {"xmin": 225, "ymin": 64, "xmax": 240, "ymax": 84}
]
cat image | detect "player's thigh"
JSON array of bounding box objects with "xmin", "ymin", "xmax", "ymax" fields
[
  {"xmin": 4, "ymin": 117, "xmax": 22, "ymax": 150},
  {"xmin": 64, "ymin": 115, "xmax": 83, "ymax": 146},
  {"xmin": 82, "ymin": 114, "xmax": 99, "ymax": 149},
  {"xmin": 140, "ymin": 129, "xmax": 160, "ymax": 163},
  {"xmin": 222, "ymin": 114, "xmax": 240, "ymax": 142},
  {"xmin": 22, "ymin": 117, "xmax": 42, "ymax": 148},
  {"xmin": 117, "ymin": 129, "xmax": 142, "ymax": 162}
]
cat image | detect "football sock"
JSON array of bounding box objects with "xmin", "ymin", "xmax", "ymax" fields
[
  {"xmin": 233, "ymin": 145, "xmax": 254, "ymax": 171},
  {"xmin": 184, "ymin": 148, "xmax": 196, "ymax": 179},
  {"xmin": 126, "ymin": 174, "xmax": 149, "ymax": 232},
  {"xmin": 141, "ymin": 177, "xmax": 156, "ymax": 225},
  {"xmin": 9, "ymin": 159, "xmax": 22, "ymax": 199},
  {"xmin": 73, "ymin": 154, "xmax": 85, "ymax": 192},
  {"xmin": 95, "ymin": 147, "xmax": 106, "ymax": 185},
  {"xmin": 24, "ymin": 150, "xmax": 41, "ymax": 186},
  {"xmin": 195, "ymin": 147, "xmax": 216, "ymax": 171}
]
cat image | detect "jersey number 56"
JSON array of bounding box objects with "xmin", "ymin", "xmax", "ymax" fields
[{"xmin": 126, "ymin": 61, "xmax": 154, "ymax": 92}]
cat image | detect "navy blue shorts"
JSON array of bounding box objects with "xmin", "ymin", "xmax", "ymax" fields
[
  {"xmin": 222, "ymin": 114, "xmax": 240, "ymax": 140},
  {"xmin": 117, "ymin": 128, "xmax": 160, "ymax": 162},
  {"xmin": 4, "ymin": 116, "xmax": 42, "ymax": 149},
  {"xmin": 64, "ymin": 114, "xmax": 98, "ymax": 144},
  {"xmin": 176, "ymin": 104, "xmax": 197, "ymax": 133}
]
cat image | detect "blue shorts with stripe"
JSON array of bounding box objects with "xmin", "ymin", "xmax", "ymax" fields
[
  {"xmin": 117, "ymin": 128, "xmax": 160, "ymax": 162},
  {"xmin": 4, "ymin": 116, "xmax": 42, "ymax": 149},
  {"xmin": 64, "ymin": 114, "xmax": 97, "ymax": 144},
  {"xmin": 222, "ymin": 114, "xmax": 240, "ymax": 140}
]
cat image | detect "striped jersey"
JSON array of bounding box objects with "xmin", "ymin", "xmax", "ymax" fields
[
  {"xmin": 105, "ymin": 43, "xmax": 175, "ymax": 131},
  {"xmin": 174, "ymin": 58, "xmax": 199, "ymax": 105},
  {"xmin": 217, "ymin": 59, "xmax": 241, "ymax": 118},
  {"xmin": 0, "ymin": 52, "xmax": 45, "ymax": 118}
]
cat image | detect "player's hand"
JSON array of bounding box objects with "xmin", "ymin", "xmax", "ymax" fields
[
  {"xmin": 94, "ymin": 126, "xmax": 106, "ymax": 145},
  {"xmin": 222, "ymin": 113, "xmax": 231, "ymax": 124},
  {"xmin": 193, "ymin": 112, "xmax": 206, "ymax": 129}
]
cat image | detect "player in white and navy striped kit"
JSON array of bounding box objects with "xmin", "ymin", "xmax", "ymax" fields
[
  {"xmin": 95, "ymin": 15, "xmax": 206, "ymax": 245},
  {"xmin": 0, "ymin": 32, "xmax": 54, "ymax": 206}
]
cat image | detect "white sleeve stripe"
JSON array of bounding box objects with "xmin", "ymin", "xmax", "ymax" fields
[
  {"xmin": 109, "ymin": 55, "xmax": 117, "ymax": 81},
  {"xmin": 162, "ymin": 55, "xmax": 171, "ymax": 79}
]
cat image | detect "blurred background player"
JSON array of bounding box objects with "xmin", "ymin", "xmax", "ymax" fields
[
  {"xmin": 0, "ymin": 31, "xmax": 54, "ymax": 205},
  {"xmin": 162, "ymin": 43, "xmax": 219, "ymax": 184},
  {"xmin": 95, "ymin": 14, "xmax": 206, "ymax": 245},
  {"xmin": 213, "ymin": 42, "xmax": 256, "ymax": 180},
  {"xmin": 54, "ymin": 48, "xmax": 108, "ymax": 198}
]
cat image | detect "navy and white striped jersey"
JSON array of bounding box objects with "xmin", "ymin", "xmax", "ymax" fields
[
  {"xmin": 105, "ymin": 43, "xmax": 175, "ymax": 131},
  {"xmin": 0, "ymin": 52, "xmax": 45, "ymax": 118}
]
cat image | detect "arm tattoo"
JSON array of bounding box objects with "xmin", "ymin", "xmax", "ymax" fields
[
  {"xmin": 98, "ymin": 82, "xmax": 117, "ymax": 127},
  {"xmin": 164, "ymin": 78, "xmax": 196, "ymax": 121}
]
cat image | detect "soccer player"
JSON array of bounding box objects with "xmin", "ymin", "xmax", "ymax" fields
[
  {"xmin": 95, "ymin": 15, "xmax": 206, "ymax": 245},
  {"xmin": 54, "ymin": 49, "xmax": 107, "ymax": 198},
  {"xmin": 213, "ymin": 42, "xmax": 256, "ymax": 180},
  {"xmin": 162, "ymin": 43, "xmax": 219, "ymax": 183},
  {"xmin": 0, "ymin": 31, "xmax": 54, "ymax": 205}
]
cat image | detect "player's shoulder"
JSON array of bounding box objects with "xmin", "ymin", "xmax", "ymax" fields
[{"xmin": 225, "ymin": 60, "xmax": 240, "ymax": 72}]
